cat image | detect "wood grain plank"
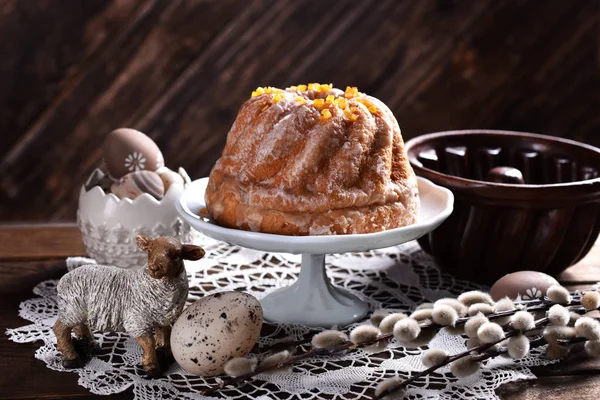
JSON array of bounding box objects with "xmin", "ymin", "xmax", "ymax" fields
[
  {"xmin": 0, "ymin": 0, "xmax": 598, "ymax": 233},
  {"xmin": 0, "ymin": 223, "xmax": 85, "ymax": 260},
  {"xmin": 0, "ymin": 0, "xmax": 149, "ymax": 162}
]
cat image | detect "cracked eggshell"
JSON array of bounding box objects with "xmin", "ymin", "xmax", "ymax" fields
[
  {"xmin": 171, "ymin": 291, "xmax": 263, "ymax": 377},
  {"xmin": 103, "ymin": 128, "xmax": 164, "ymax": 179}
]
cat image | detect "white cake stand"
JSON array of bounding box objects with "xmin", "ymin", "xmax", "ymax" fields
[{"xmin": 175, "ymin": 177, "xmax": 453, "ymax": 327}]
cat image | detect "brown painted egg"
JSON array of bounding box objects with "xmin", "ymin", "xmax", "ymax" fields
[
  {"xmin": 157, "ymin": 167, "xmax": 185, "ymax": 193},
  {"xmin": 171, "ymin": 291, "xmax": 263, "ymax": 377},
  {"xmin": 490, "ymin": 270, "xmax": 559, "ymax": 301},
  {"xmin": 102, "ymin": 128, "xmax": 164, "ymax": 179},
  {"xmin": 110, "ymin": 170, "xmax": 164, "ymax": 200}
]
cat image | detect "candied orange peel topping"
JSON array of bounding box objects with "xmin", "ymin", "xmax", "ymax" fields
[
  {"xmin": 320, "ymin": 109, "xmax": 332, "ymax": 120},
  {"xmin": 344, "ymin": 86, "xmax": 359, "ymax": 99},
  {"xmin": 271, "ymin": 92, "xmax": 284, "ymax": 104},
  {"xmin": 356, "ymin": 98, "xmax": 378, "ymax": 113},
  {"xmin": 252, "ymin": 86, "xmax": 283, "ymax": 97},
  {"xmin": 250, "ymin": 84, "xmax": 374, "ymax": 120}
]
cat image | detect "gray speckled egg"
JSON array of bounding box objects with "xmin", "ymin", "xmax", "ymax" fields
[{"xmin": 171, "ymin": 291, "xmax": 263, "ymax": 377}]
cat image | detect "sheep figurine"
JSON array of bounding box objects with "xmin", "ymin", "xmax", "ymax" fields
[{"xmin": 52, "ymin": 234, "xmax": 205, "ymax": 377}]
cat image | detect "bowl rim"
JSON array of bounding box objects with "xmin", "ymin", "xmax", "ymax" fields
[{"xmin": 405, "ymin": 129, "xmax": 600, "ymax": 190}]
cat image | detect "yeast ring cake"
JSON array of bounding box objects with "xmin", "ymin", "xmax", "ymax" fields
[{"xmin": 205, "ymin": 83, "xmax": 420, "ymax": 236}]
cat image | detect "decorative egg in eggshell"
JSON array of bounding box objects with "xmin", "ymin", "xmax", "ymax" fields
[
  {"xmin": 102, "ymin": 128, "xmax": 164, "ymax": 179},
  {"xmin": 171, "ymin": 291, "xmax": 263, "ymax": 377},
  {"xmin": 490, "ymin": 270, "xmax": 559, "ymax": 301},
  {"xmin": 110, "ymin": 170, "xmax": 165, "ymax": 200},
  {"xmin": 157, "ymin": 167, "xmax": 185, "ymax": 193}
]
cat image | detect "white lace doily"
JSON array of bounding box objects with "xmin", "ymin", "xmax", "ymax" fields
[{"xmin": 6, "ymin": 234, "xmax": 555, "ymax": 399}]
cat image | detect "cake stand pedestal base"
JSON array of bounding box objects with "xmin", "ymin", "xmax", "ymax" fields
[{"xmin": 260, "ymin": 254, "xmax": 369, "ymax": 327}]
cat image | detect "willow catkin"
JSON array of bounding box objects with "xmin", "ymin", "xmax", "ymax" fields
[
  {"xmin": 393, "ymin": 318, "xmax": 421, "ymax": 343},
  {"xmin": 223, "ymin": 357, "xmax": 257, "ymax": 377},
  {"xmin": 349, "ymin": 325, "xmax": 380, "ymax": 344},
  {"xmin": 546, "ymin": 285, "xmax": 571, "ymax": 305},
  {"xmin": 421, "ymin": 348, "xmax": 449, "ymax": 368},
  {"xmin": 584, "ymin": 340, "xmax": 600, "ymax": 357},
  {"xmin": 575, "ymin": 317, "xmax": 600, "ymax": 340},
  {"xmin": 410, "ymin": 308, "xmax": 433, "ymax": 321},
  {"xmin": 458, "ymin": 291, "xmax": 495, "ymax": 307},
  {"xmin": 370, "ymin": 310, "xmax": 390, "ymax": 327},
  {"xmin": 468, "ymin": 303, "xmax": 494, "ymax": 316},
  {"xmin": 510, "ymin": 311, "xmax": 536, "ymax": 332},
  {"xmin": 434, "ymin": 298, "xmax": 468, "ymax": 317},
  {"xmin": 543, "ymin": 326, "xmax": 577, "ymax": 344},
  {"xmin": 311, "ymin": 330, "xmax": 349, "ymax": 349},
  {"xmin": 432, "ymin": 304, "xmax": 459, "ymax": 326},
  {"xmin": 507, "ymin": 334, "xmax": 530, "ymax": 359},
  {"xmin": 465, "ymin": 313, "xmax": 489, "ymax": 338},
  {"xmin": 493, "ymin": 297, "xmax": 516, "ymax": 325},
  {"xmin": 547, "ymin": 304, "xmax": 570, "ymax": 326},
  {"xmin": 374, "ymin": 377, "xmax": 405, "ymax": 399},
  {"xmin": 477, "ymin": 322, "xmax": 505, "ymax": 343},
  {"xmin": 379, "ymin": 313, "xmax": 408, "ymax": 334},
  {"xmin": 259, "ymin": 350, "xmax": 290, "ymax": 370},
  {"xmin": 451, "ymin": 356, "xmax": 481, "ymax": 377},
  {"xmin": 581, "ymin": 291, "xmax": 600, "ymax": 311}
]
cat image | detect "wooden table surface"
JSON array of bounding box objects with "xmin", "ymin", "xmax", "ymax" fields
[{"xmin": 1, "ymin": 223, "xmax": 600, "ymax": 399}]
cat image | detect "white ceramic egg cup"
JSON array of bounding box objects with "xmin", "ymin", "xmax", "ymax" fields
[{"xmin": 175, "ymin": 177, "xmax": 454, "ymax": 328}]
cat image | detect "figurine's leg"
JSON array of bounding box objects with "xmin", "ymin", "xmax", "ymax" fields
[
  {"xmin": 154, "ymin": 325, "xmax": 174, "ymax": 368},
  {"xmin": 52, "ymin": 320, "xmax": 82, "ymax": 368},
  {"xmin": 136, "ymin": 334, "xmax": 162, "ymax": 378},
  {"xmin": 73, "ymin": 324, "xmax": 95, "ymax": 344},
  {"xmin": 72, "ymin": 323, "xmax": 96, "ymax": 362},
  {"xmin": 155, "ymin": 325, "xmax": 171, "ymax": 352}
]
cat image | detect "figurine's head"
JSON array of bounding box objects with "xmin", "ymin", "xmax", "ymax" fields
[{"xmin": 136, "ymin": 234, "xmax": 205, "ymax": 279}]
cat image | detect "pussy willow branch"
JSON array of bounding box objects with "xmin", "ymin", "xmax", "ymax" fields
[
  {"xmin": 203, "ymin": 331, "xmax": 396, "ymax": 395},
  {"xmin": 204, "ymin": 293, "xmax": 590, "ymax": 396},
  {"xmin": 420, "ymin": 301, "xmax": 586, "ymax": 330},
  {"xmin": 371, "ymin": 317, "xmax": 550, "ymax": 400}
]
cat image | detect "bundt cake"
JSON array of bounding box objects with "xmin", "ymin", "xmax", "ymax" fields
[{"xmin": 205, "ymin": 83, "xmax": 420, "ymax": 235}]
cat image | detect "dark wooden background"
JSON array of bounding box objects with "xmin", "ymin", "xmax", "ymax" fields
[{"xmin": 0, "ymin": 0, "xmax": 598, "ymax": 221}]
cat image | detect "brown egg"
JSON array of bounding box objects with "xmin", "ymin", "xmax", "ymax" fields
[
  {"xmin": 110, "ymin": 170, "xmax": 165, "ymax": 200},
  {"xmin": 490, "ymin": 271, "xmax": 559, "ymax": 301},
  {"xmin": 102, "ymin": 128, "xmax": 164, "ymax": 179},
  {"xmin": 157, "ymin": 167, "xmax": 185, "ymax": 193}
]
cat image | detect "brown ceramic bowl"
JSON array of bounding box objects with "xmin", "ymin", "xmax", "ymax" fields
[{"xmin": 405, "ymin": 129, "xmax": 600, "ymax": 285}]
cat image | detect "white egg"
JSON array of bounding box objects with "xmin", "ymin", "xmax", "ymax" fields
[
  {"xmin": 171, "ymin": 291, "xmax": 263, "ymax": 377},
  {"xmin": 157, "ymin": 167, "xmax": 185, "ymax": 193}
]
